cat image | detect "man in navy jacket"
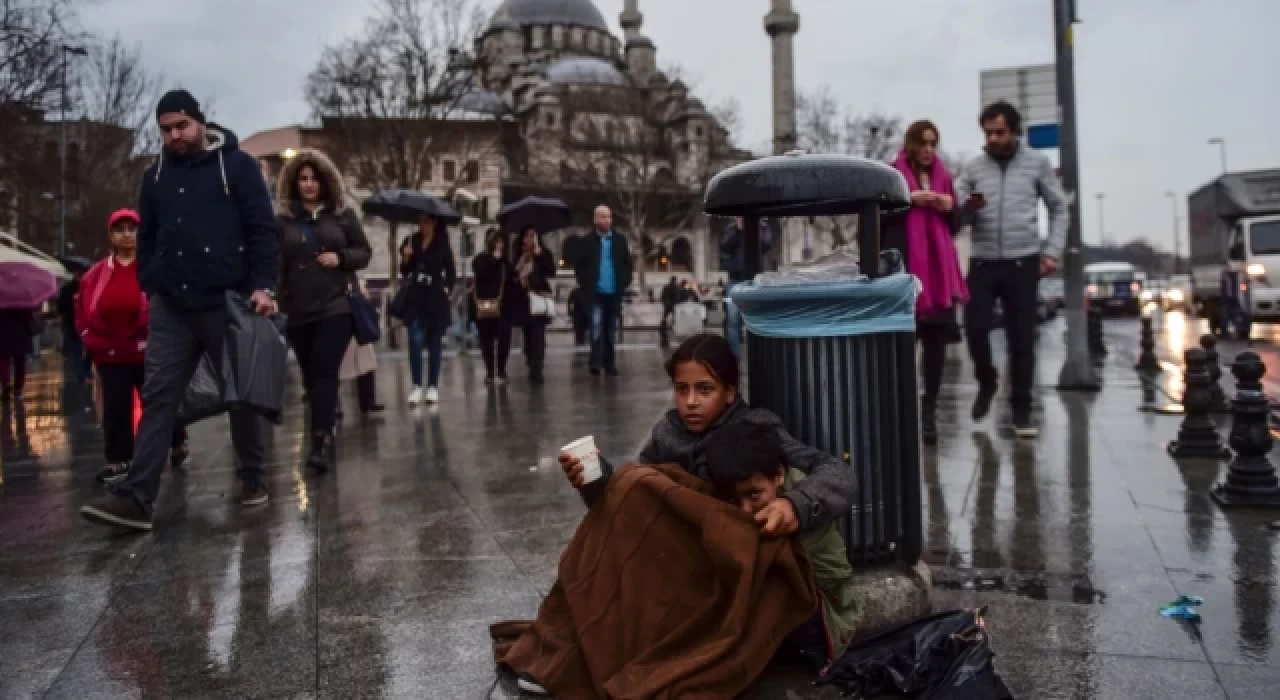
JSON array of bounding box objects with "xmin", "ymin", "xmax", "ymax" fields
[{"xmin": 82, "ymin": 90, "xmax": 281, "ymax": 531}]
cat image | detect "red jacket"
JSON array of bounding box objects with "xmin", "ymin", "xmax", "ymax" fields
[{"xmin": 75, "ymin": 256, "xmax": 149, "ymax": 365}]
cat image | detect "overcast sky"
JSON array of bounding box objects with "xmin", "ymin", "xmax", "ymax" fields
[{"xmin": 81, "ymin": 0, "xmax": 1280, "ymax": 252}]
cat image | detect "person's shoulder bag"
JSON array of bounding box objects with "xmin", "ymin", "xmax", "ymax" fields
[{"xmin": 474, "ymin": 258, "xmax": 504, "ymax": 320}]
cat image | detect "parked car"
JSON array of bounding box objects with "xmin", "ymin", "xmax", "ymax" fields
[{"xmin": 1085, "ymin": 262, "xmax": 1147, "ymax": 315}]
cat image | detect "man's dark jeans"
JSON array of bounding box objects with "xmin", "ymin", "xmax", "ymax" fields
[
  {"xmin": 112, "ymin": 294, "xmax": 265, "ymax": 513},
  {"xmin": 964, "ymin": 255, "xmax": 1040, "ymax": 416},
  {"xmin": 589, "ymin": 293, "xmax": 621, "ymax": 372}
]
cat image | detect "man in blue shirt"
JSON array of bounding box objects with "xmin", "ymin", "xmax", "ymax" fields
[{"xmin": 571, "ymin": 205, "xmax": 634, "ymax": 376}]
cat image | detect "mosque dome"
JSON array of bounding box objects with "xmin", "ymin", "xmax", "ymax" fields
[
  {"xmin": 546, "ymin": 57, "xmax": 627, "ymax": 86},
  {"xmin": 489, "ymin": 0, "xmax": 610, "ymax": 32}
]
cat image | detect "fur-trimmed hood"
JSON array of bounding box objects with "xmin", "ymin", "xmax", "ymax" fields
[{"xmin": 274, "ymin": 148, "xmax": 349, "ymax": 216}]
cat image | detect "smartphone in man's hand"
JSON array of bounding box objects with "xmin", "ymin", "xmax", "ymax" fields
[{"xmin": 965, "ymin": 192, "xmax": 987, "ymax": 211}]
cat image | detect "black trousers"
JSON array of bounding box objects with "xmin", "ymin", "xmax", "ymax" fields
[
  {"xmin": 522, "ymin": 318, "xmax": 549, "ymax": 373},
  {"xmin": 475, "ymin": 318, "xmax": 511, "ymax": 379},
  {"xmin": 964, "ymin": 256, "xmax": 1040, "ymax": 414},
  {"xmin": 917, "ymin": 324, "xmax": 950, "ymax": 403},
  {"xmin": 355, "ymin": 371, "xmax": 377, "ymax": 411},
  {"xmin": 96, "ymin": 362, "xmax": 186, "ymax": 464},
  {"xmin": 287, "ymin": 314, "xmax": 354, "ymax": 436}
]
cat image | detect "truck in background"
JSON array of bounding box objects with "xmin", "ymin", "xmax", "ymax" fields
[{"xmin": 1188, "ymin": 169, "xmax": 1280, "ymax": 339}]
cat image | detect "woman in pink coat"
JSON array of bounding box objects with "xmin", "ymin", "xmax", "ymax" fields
[
  {"xmin": 76, "ymin": 209, "xmax": 188, "ymax": 484},
  {"xmin": 887, "ymin": 120, "xmax": 969, "ymax": 444}
]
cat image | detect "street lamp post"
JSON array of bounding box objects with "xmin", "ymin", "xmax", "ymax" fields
[
  {"xmin": 59, "ymin": 44, "xmax": 88, "ymax": 258},
  {"xmin": 1096, "ymin": 192, "xmax": 1106, "ymax": 247},
  {"xmin": 1054, "ymin": 0, "xmax": 1100, "ymax": 390},
  {"xmin": 1165, "ymin": 191, "xmax": 1181, "ymax": 274},
  {"xmin": 1208, "ymin": 137, "xmax": 1228, "ymax": 175}
]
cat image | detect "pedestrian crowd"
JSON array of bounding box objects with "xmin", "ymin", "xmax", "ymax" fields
[{"xmin": 0, "ymin": 88, "xmax": 1063, "ymax": 694}]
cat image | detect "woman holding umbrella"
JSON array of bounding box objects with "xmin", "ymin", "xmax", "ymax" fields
[
  {"xmin": 398, "ymin": 215, "xmax": 457, "ymax": 406},
  {"xmin": 513, "ymin": 225, "xmax": 557, "ymax": 384},
  {"xmin": 75, "ymin": 209, "xmax": 189, "ymax": 483}
]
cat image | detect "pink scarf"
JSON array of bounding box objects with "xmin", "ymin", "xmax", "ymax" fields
[{"xmin": 892, "ymin": 150, "xmax": 969, "ymax": 318}]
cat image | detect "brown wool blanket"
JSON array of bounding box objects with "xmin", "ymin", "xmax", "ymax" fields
[{"xmin": 491, "ymin": 464, "xmax": 818, "ymax": 699}]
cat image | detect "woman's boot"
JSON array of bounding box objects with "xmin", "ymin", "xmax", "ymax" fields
[{"xmin": 307, "ymin": 432, "xmax": 335, "ymax": 472}]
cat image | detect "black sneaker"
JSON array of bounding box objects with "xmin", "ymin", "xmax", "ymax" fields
[
  {"xmin": 239, "ymin": 482, "xmax": 269, "ymax": 507},
  {"xmin": 604, "ymin": 367, "xmax": 620, "ymax": 377},
  {"xmin": 95, "ymin": 462, "xmax": 130, "ymax": 485},
  {"xmin": 306, "ymin": 434, "xmax": 335, "ymax": 472},
  {"xmin": 170, "ymin": 441, "xmax": 190, "ymax": 469},
  {"xmin": 81, "ymin": 495, "xmax": 152, "ymax": 531},
  {"xmin": 971, "ymin": 381, "xmax": 998, "ymax": 421}
]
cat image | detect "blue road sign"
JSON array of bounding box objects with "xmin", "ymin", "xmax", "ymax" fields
[{"xmin": 1027, "ymin": 123, "xmax": 1060, "ymax": 149}]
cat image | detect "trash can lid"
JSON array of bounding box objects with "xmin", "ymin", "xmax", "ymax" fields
[
  {"xmin": 703, "ymin": 153, "xmax": 911, "ymax": 218},
  {"xmin": 729, "ymin": 272, "xmax": 919, "ymax": 338}
]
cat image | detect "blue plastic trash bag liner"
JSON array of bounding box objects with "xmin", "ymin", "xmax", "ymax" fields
[{"xmin": 730, "ymin": 272, "xmax": 919, "ymax": 338}]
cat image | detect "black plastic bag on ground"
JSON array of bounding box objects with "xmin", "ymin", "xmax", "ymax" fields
[
  {"xmin": 177, "ymin": 354, "xmax": 225, "ymax": 426},
  {"xmin": 220, "ymin": 291, "xmax": 288, "ymax": 424},
  {"xmin": 816, "ymin": 608, "xmax": 1014, "ymax": 700}
]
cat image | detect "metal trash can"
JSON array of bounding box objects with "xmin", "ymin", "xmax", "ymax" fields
[{"xmin": 733, "ymin": 273, "xmax": 922, "ymax": 567}]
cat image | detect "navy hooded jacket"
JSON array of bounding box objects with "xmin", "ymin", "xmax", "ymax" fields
[{"xmin": 137, "ymin": 124, "xmax": 280, "ymax": 310}]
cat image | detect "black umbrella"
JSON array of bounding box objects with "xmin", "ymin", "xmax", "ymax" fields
[
  {"xmin": 58, "ymin": 255, "xmax": 93, "ymax": 274},
  {"xmin": 497, "ymin": 196, "xmax": 571, "ymax": 234},
  {"xmin": 362, "ymin": 189, "xmax": 462, "ymax": 225}
]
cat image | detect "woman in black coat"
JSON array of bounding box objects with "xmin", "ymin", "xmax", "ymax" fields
[
  {"xmin": 275, "ymin": 148, "xmax": 372, "ymax": 469},
  {"xmin": 0, "ymin": 308, "xmax": 37, "ymax": 401},
  {"xmin": 512, "ymin": 225, "xmax": 558, "ymax": 384},
  {"xmin": 399, "ymin": 216, "xmax": 456, "ymax": 406},
  {"xmin": 470, "ymin": 229, "xmax": 521, "ymax": 385}
]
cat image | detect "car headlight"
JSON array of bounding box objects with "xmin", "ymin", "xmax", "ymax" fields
[
  {"xmin": 1167, "ymin": 289, "xmax": 1184, "ymax": 302},
  {"xmin": 1086, "ymin": 284, "xmax": 1099, "ymax": 298},
  {"xmin": 1247, "ymin": 263, "xmax": 1266, "ymax": 277},
  {"xmin": 1141, "ymin": 290, "xmax": 1154, "ymax": 301}
]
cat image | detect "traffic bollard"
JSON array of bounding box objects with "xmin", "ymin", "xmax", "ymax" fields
[
  {"xmin": 1199, "ymin": 334, "xmax": 1230, "ymax": 413},
  {"xmin": 1168, "ymin": 347, "xmax": 1231, "ymax": 459},
  {"xmin": 1135, "ymin": 316, "xmax": 1160, "ymax": 373},
  {"xmin": 1211, "ymin": 351, "xmax": 1280, "ymax": 507}
]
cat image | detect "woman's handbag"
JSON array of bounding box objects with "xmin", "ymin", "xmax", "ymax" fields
[
  {"xmin": 528, "ymin": 292, "xmax": 556, "ymax": 319},
  {"xmin": 474, "ymin": 271, "xmax": 503, "ymax": 320},
  {"xmin": 349, "ymin": 285, "xmax": 381, "ymax": 344}
]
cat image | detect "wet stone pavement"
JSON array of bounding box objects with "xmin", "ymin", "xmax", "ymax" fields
[{"xmin": 2, "ymin": 323, "xmax": 1280, "ymax": 699}]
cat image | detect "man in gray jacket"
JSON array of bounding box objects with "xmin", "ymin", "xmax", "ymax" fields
[{"xmin": 955, "ymin": 101, "xmax": 1068, "ymax": 437}]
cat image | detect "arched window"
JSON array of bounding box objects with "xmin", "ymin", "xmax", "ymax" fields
[{"xmin": 671, "ymin": 237, "xmax": 694, "ymax": 272}]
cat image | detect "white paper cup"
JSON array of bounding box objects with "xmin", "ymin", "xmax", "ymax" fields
[{"xmin": 562, "ymin": 436, "xmax": 603, "ymax": 484}]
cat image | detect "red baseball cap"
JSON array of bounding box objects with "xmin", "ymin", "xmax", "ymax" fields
[{"xmin": 107, "ymin": 208, "xmax": 140, "ymax": 229}]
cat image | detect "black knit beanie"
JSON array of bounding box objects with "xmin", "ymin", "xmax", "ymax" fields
[{"xmin": 155, "ymin": 89, "xmax": 206, "ymax": 124}]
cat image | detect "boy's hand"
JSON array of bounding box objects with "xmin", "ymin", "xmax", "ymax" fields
[
  {"xmin": 755, "ymin": 499, "xmax": 799, "ymax": 537},
  {"xmin": 559, "ymin": 452, "xmax": 585, "ymax": 488}
]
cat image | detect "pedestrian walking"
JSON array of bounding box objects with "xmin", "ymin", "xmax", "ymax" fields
[
  {"xmin": 660, "ymin": 276, "xmax": 680, "ymax": 333},
  {"xmin": 0, "ymin": 307, "xmax": 38, "ymax": 402},
  {"xmin": 80, "ymin": 90, "xmax": 280, "ymax": 531},
  {"xmin": 720, "ymin": 217, "xmax": 773, "ymax": 359},
  {"xmin": 399, "ymin": 214, "xmax": 456, "ymax": 405},
  {"xmin": 956, "ymin": 101, "xmax": 1068, "ymax": 437},
  {"xmin": 887, "ymin": 120, "xmax": 969, "ymax": 445},
  {"xmin": 274, "ymin": 148, "xmax": 372, "ymax": 470},
  {"xmin": 569, "ymin": 205, "xmax": 633, "ymax": 377},
  {"xmin": 471, "ymin": 230, "xmax": 517, "ymax": 385},
  {"xmin": 77, "ymin": 209, "xmax": 191, "ymax": 484},
  {"xmin": 513, "ymin": 225, "xmax": 557, "ymax": 384},
  {"xmin": 57, "ymin": 275, "xmax": 91, "ymax": 385}
]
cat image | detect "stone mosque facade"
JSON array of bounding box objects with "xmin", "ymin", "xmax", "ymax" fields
[{"xmin": 462, "ymin": 0, "xmax": 752, "ymax": 292}]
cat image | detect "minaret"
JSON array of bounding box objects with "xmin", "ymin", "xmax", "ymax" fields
[
  {"xmin": 620, "ymin": 0, "xmax": 643, "ymax": 42},
  {"xmin": 621, "ymin": 0, "xmax": 655, "ymax": 86},
  {"xmin": 764, "ymin": 0, "xmax": 800, "ymax": 155}
]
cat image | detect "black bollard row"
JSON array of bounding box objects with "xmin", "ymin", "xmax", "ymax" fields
[
  {"xmin": 1211, "ymin": 351, "xmax": 1280, "ymax": 507},
  {"xmin": 1168, "ymin": 347, "xmax": 1231, "ymax": 459},
  {"xmin": 1135, "ymin": 316, "xmax": 1160, "ymax": 373},
  {"xmin": 1199, "ymin": 334, "xmax": 1230, "ymax": 413}
]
